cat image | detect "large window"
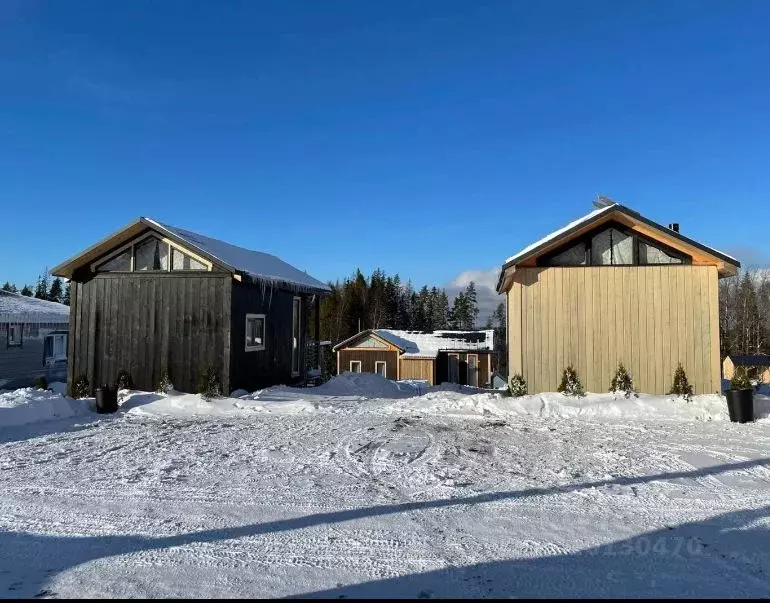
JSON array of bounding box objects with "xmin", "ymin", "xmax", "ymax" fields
[
  {"xmin": 592, "ymin": 228, "xmax": 633, "ymax": 265},
  {"xmin": 95, "ymin": 234, "xmax": 210, "ymax": 273},
  {"xmin": 134, "ymin": 237, "xmax": 169, "ymax": 271},
  {"xmin": 375, "ymin": 361, "xmax": 387, "ymax": 378},
  {"xmin": 245, "ymin": 314, "xmax": 266, "ymax": 351},
  {"xmin": 350, "ymin": 361, "xmax": 362, "ymax": 373},
  {"xmin": 542, "ymin": 224, "xmax": 690, "ymax": 267}
]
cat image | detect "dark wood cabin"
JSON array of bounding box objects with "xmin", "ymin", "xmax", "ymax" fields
[
  {"xmin": 333, "ymin": 329, "xmax": 494, "ymax": 387},
  {"xmin": 52, "ymin": 217, "xmax": 330, "ymax": 396}
]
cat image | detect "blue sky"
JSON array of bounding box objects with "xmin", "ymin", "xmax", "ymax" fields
[{"xmin": 2, "ymin": 0, "xmax": 770, "ymax": 293}]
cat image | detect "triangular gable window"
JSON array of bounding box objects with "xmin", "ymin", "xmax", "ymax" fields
[
  {"xmin": 95, "ymin": 233, "xmax": 210, "ymax": 273},
  {"xmin": 540, "ymin": 222, "xmax": 690, "ymax": 267}
]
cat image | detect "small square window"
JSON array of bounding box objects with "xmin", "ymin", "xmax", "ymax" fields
[
  {"xmin": 245, "ymin": 314, "xmax": 266, "ymax": 351},
  {"xmin": 350, "ymin": 361, "xmax": 362, "ymax": 373},
  {"xmin": 7, "ymin": 324, "xmax": 22, "ymax": 347}
]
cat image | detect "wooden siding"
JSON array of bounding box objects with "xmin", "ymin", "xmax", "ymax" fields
[
  {"xmin": 67, "ymin": 273, "xmax": 231, "ymax": 395},
  {"xmin": 399, "ymin": 358, "xmax": 435, "ymax": 384},
  {"xmin": 338, "ymin": 349, "xmax": 399, "ymax": 378},
  {"xmin": 230, "ymin": 283, "xmax": 311, "ymax": 391},
  {"xmin": 507, "ymin": 266, "xmax": 721, "ymax": 395}
]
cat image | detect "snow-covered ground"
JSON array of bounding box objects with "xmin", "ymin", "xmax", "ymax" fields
[{"xmin": 2, "ymin": 374, "xmax": 770, "ymax": 598}]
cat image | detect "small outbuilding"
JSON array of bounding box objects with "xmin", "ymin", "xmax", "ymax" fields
[
  {"xmin": 52, "ymin": 217, "xmax": 330, "ymax": 395},
  {"xmin": 723, "ymin": 355, "xmax": 770, "ymax": 384},
  {"xmin": 333, "ymin": 329, "xmax": 494, "ymax": 386},
  {"xmin": 0, "ymin": 291, "xmax": 69, "ymax": 389}
]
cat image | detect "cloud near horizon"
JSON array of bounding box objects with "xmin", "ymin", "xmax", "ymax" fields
[{"xmin": 445, "ymin": 267, "xmax": 502, "ymax": 327}]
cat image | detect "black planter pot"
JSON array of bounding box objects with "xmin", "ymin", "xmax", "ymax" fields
[
  {"xmin": 725, "ymin": 388, "xmax": 754, "ymax": 423},
  {"xmin": 95, "ymin": 385, "xmax": 118, "ymax": 414}
]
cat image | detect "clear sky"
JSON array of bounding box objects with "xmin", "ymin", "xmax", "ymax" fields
[{"xmin": 2, "ymin": 0, "xmax": 770, "ymax": 294}]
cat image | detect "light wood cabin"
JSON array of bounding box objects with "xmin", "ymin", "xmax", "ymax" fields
[
  {"xmin": 497, "ymin": 203, "xmax": 740, "ymax": 395},
  {"xmin": 333, "ymin": 329, "xmax": 494, "ymax": 387}
]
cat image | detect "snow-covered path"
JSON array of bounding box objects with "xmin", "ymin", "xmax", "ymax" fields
[{"xmin": 2, "ymin": 384, "xmax": 770, "ymax": 598}]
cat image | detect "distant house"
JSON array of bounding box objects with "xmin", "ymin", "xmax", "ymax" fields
[
  {"xmin": 52, "ymin": 217, "xmax": 330, "ymax": 395},
  {"xmin": 497, "ymin": 202, "xmax": 740, "ymax": 395},
  {"xmin": 0, "ymin": 291, "xmax": 69, "ymax": 389},
  {"xmin": 723, "ymin": 355, "xmax": 770, "ymax": 384},
  {"xmin": 333, "ymin": 329, "xmax": 494, "ymax": 386}
]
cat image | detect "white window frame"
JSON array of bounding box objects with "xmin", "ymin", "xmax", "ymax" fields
[
  {"xmin": 245, "ymin": 313, "xmax": 266, "ymax": 352},
  {"xmin": 7, "ymin": 324, "xmax": 22, "ymax": 348},
  {"xmin": 349, "ymin": 360, "xmax": 362, "ymax": 373},
  {"xmin": 374, "ymin": 361, "xmax": 387, "ymax": 378}
]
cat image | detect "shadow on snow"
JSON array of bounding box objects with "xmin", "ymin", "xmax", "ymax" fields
[{"xmin": 2, "ymin": 458, "xmax": 770, "ymax": 597}]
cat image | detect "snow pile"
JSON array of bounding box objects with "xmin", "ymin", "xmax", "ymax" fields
[
  {"xmin": 121, "ymin": 390, "xmax": 318, "ymax": 417},
  {"xmin": 0, "ymin": 387, "xmax": 90, "ymax": 427},
  {"xmin": 310, "ymin": 372, "xmax": 419, "ymax": 399}
]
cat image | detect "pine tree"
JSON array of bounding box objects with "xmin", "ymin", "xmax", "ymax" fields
[
  {"xmin": 48, "ymin": 277, "xmax": 64, "ymax": 304},
  {"xmin": 669, "ymin": 363, "xmax": 694, "ymax": 400},
  {"xmin": 63, "ymin": 282, "xmax": 71, "ymax": 306},
  {"xmin": 464, "ymin": 281, "xmax": 479, "ymax": 329},
  {"xmin": 1, "ymin": 281, "xmax": 15, "ymax": 292},
  {"xmin": 558, "ymin": 365, "xmax": 585, "ymax": 397},
  {"xmin": 34, "ymin": 272, "xmax": 50, "ymax": 300},
  {"xmin": 20, "ymin": 285, "xmax": 33, "ymax": 296}
]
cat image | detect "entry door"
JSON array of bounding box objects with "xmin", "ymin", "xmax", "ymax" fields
[
  {"xmin": 448, "ymin": 354, "xmax": 459, "ymax": 383},
  {"xmin": 467, "ymin": 354, "xmax": 478, "ymax": 387},
  {"xmin": 292, "ymin": 297, "xmax": 301, "ymax": 376}
]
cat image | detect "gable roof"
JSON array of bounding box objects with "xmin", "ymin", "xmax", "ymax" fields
[
  {"xmin": 0, "ymin": 290, "xmax": 70, "ymax": 324},
  {"xmin": 497, "ymin": 203, "xmax": 740, "ymax": 291},
  {"xmin": 726, "ymin": 354, "xmax": 770, "ymax": 367},
  {"xmin": 334, "ymin": 329, "xmax": 494, "ymax": 358},
  {"xmin": 51, "ymin": 217, "xmax": 330, "ymax": 294}
]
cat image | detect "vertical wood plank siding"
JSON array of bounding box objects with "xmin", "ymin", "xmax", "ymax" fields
[
  {"xmin": 399, "ymin": 358, "xmax": 436, "ymax": 384},
  {"xmin": 338, "ymin": 349, "xmax": 400, "ymax": 377},
  {"xmin": 507, "ymin": 266, "xmax": 720, "ymax": 395},
  {"xmin": 229, "ymin": 283, "xmax": 310, "ymax": 392},
  {"xmin": 68, "ymin": 273, "xmax": 231, "ymax": 395}
]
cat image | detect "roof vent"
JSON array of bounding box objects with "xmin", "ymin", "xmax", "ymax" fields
[{"xmin": 668, "ymin": 223, "xmax": 680, "ymax": 233}]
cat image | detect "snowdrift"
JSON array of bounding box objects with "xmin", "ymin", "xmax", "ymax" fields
[{"xmin": 0, "ymin": 387, "xmax": 91, "ymax": 427}]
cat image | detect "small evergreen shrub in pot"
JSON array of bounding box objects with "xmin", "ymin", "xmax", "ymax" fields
[
  {"xmin": 509, "ymin": 374, "xmax": 528, "ymax": 397},
  {"xmin": 726, "ymin": 366, "xmax": 754, "ymax": 423},
  {"xmin": 558, "ymin": 365, "xmax": 585, "ymax": 397}
]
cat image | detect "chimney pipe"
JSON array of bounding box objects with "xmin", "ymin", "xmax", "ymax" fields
[{"xmin": 669, "ymin": 223, "xmax": 680, "ymax": 233}]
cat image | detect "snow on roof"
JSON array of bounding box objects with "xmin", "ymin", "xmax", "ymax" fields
[
  {"xmin": 373, "ymin": 329, "xmax": 494, "ymax": 358},
  {"xmin": 144, "ymin": 219, "xmax": 331, "ymax": 294},
  {"xmin": 0, "ymin": 291, "xmax": 69, "ymax": 324},
  {"xmin": 505, "ymin": 204, "xmax": 617, "ymax": 265},
  {"xmin": 504, "ymin": 203, "xmax": 739, "ymax": 267}
]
